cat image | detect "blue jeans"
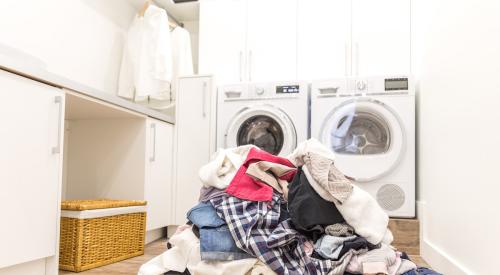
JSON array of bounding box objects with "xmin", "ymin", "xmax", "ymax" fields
[{"xmin": 187, "ymin": 202, "xmax": 253, "ymax": 261}]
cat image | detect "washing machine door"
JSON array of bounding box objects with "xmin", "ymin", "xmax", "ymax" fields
[
  {"xmin": 225, "ymin": 105, "xmax": 297, "ymax": 156},
  {"xmin": 320, "ymin": 98, "xmax": 405, "ymax": 182}
]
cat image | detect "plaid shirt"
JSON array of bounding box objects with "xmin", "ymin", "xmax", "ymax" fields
[{"xmin": 210, "ymin": 194, "xmax": 355, "ymax": 275}]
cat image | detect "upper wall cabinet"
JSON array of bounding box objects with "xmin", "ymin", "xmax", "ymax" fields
[
  {"xmin": 199, "ymin": 0, "xmax": 298, "ymax": 84},
  {"xmin": 199, "ymin": 0, "xmax": 247, "ymax": 84},
  {"xmin": 297, "ymin": 0, "xmax": 352, "ymax": 79},
  {"xmin": 352, "ymin": 0, "xmax": 411, "ymax": 76},
  {"xmin": 246, "ymin": 0, "xmax": 297, "ymax": 82},
  {"xmin": 298, "ymin": 0, "xmax": 411, "ymax": 79}
]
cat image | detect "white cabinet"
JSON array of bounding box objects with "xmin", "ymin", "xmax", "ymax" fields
[
  {"xmin": 352, "ymin": 0, "xmax": 411, "ymax": 76},
  {"xmin": 200, "ymin": 0, "xmax": 411, "ymax": 83},
  {"xmin": 199, "ymin": 0, "xmax": 297, "ymax": 84},
  {"xmin": 0, "ymin": 70, "xmax": 64, "ymax": 274},
  {"xmin": 173, "ymin": 76, "xmax": 215, "ymax": 225},
  {"xmin": 297, "ymin": 0, "xmax": 352, "ymax": 79},
  {"xmin": 145, "ymin": 119, "xmax": 174, "ymax": 230},
  {"xmin": 246, "ymin": 0, "xmax": 297, "ymax": 82},
  {"xmin": 199, "ymin": 0, "xmax": 247, "ymax": 84}
]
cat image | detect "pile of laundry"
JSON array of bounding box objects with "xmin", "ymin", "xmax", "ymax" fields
[{"xmin": 139, "ymin": 139, "xmax": 441, "ymax": 275}]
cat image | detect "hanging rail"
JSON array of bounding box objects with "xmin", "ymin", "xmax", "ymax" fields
[{"xmin": 152, "ymin": 0, "xmax": 184, "ymax": 27}]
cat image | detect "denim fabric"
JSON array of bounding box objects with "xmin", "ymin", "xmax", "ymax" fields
[{"xmin": 187, "ymin": 202, "xmax": 253, "ymax": 261}]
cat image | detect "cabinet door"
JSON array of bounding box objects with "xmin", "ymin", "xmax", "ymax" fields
[
  {"xmin": 352, "ymin": 0, "xmax": 411, "ymax": 76},
  {"xmin": 297, "ymin": 0, "xmax": 351, "ymax": 79},
  {"xmin": 246, "ymin": 0, "xmax": 298, "ymax": 82},
  {"xmin": 145, "ymin": 119, "xmax": 174, "ymax": 230},
  {"xmin": 174, "ymin": 76, "xmax": 215, "ymax": 225},
  {"xmin": 198, "ymin": 0, "xmax": 247, "ymax": 84},
  {"xmin": 0, "ymin": 70, "xmax": 64, "ymax": 269}
]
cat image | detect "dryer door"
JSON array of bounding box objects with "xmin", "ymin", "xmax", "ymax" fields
[
  {"xmin": 225, "ymin": 105, "xmax": 297, "ymax": 156},
  {"xmin": 320, "ymin": 98, "xmax": 405, "ymax": 182}
]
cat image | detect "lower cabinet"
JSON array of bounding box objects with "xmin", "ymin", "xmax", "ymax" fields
[
  {"xmin": 145, "ymin": 118, "xmax": 174, "ymax": 230},
  {"xmin": 0, "ymin": 69, "xmax": 176, "ymax": 274},
  {"xmin": 0, "ymin": 70, "xmax": 64, "ymax": 274},
  {"xmin": 173, "ymin": 76, "xmax": 216, "ymax": 225}
]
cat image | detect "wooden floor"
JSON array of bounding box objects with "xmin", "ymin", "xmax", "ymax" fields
[
  {"xmin": 59, "ymin": 239, "xmax": 167, "ymax": 275},
  {"xmin": 60, "ymin": 235, "xmax": 429, "ymax": 275}
]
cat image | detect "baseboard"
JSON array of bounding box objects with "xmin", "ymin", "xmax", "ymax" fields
[
  {"xmin": 417, "ymin": 201, "xmax": 474, "ymax": 275},
  {"xmin": 145, "ymin": 227, "xmax": 167, "ymax": 244}
]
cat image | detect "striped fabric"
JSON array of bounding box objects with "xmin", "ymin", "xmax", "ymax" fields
[{"xmin": 210, "ymin": 194, "xmax": 354, "ymax": 275}]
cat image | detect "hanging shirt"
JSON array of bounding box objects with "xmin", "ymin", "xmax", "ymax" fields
[
  {"xmin": 118, "ymin": 5, "xmax": 172, "ymax": 101},
  {"xmin": 170, "ymin": 26, "xmax": 194, "ymax": 101}
]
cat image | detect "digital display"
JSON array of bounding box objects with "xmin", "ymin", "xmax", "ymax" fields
[
  {"xmin": 385, "ymin": 78, "xmax": 408, "ymax": 91},
  {"xmin": 276, "ymin": 85, "xmax": 300, "ymax": 94}
]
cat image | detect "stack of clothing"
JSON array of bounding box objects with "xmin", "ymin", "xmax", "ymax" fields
[{"xmin": 139, "ymin": 139, "xmax": 442, "ymax": 275}]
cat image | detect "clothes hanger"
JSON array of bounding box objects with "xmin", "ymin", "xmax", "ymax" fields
[{"xmin": 139, "ymin": 0, "xmax": 152, "ymax": 17}]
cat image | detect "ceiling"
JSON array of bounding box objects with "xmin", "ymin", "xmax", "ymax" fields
[{"xmin": 128, "ymin": 0, "xmax": 199, "ymax": 22}]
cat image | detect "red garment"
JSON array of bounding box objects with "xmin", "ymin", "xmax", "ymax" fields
[{"xmin": 225, "ymin": 147, "xmax": 297, "ymax": 201}]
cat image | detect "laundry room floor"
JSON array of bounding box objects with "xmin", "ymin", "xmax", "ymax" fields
[{"xmin": 60, "ymin": 219, "xmax": 429, "ymax": 274}]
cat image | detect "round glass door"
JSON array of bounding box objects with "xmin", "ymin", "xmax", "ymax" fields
[
  {"xmin": 226, "ymin": 105, "xmax": 297, "ymax": 156},
  {"xmin": 237, "ymin": 115, "xmax": 284, "ymax": 155},
  {"xmin": 320, "ymin": 98, "xmax": 405, "ymax": 182}
]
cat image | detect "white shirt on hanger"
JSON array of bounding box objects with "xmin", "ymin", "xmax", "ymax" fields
[
  {"xmin": 118, "ymin": 5, "xmax": 172, "ymax": 101},
  {"xmin": 170, "ymin": 26, "xmax": 194, "ymax": 101}
]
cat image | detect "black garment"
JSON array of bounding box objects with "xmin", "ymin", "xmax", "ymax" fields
[
  {"xmin": 165, "ymin": 270, "xmax": 191, "ymax": 275},
  {"xmin": 288, "ymin": 167, "xmax": 345, "ymax": 234},
  {"xmin": 337, "ymin": 236, "xmax": 379, "ymax": 259},
  {"xmin": 401, "ymin": 251, "xmax": 411, "ymax": 261},
  {"xmin": 192, "ymin": 224, "xmax": 200, "ymax": 239}
]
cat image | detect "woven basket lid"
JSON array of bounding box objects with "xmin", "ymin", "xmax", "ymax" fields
[{"xmin": 61, "ymin": 199, "xmax": 147, "ymax": 211}]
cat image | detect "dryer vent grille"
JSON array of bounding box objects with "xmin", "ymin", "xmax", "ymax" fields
[{"xmin": 376, "ymin": 184, "xmax": 405, "ymax": 211}]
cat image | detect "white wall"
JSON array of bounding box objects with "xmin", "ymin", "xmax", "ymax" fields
[
  {"xmin": 415, "ymin": 0, "xmax": 500, "ymax": 274},
  {"xmin": 0, "ymin": 0, "xmax": 135, "ymax": 93}
]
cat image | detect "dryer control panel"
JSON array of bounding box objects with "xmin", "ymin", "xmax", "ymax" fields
[{"xmin": 350, "ymin": 76, "xmax": 413, "ymax": 95}]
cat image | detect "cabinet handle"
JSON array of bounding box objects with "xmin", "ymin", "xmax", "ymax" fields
[
  {"xmin": 248, "ymin": 50, "xmax": 253, "ymax": 81},
  {"xmin": 239, "ymin": 51, "xmax": 243, "ymax": 82},
  {"xmin": 149, "ymin": 123, "xmax": 156, "ymax": 162},
  {"xmin": 354, "ymin": 42, "xmax": 359, "ymax": 76},
  {"xmin": 52, "ymin": 96, "xmax": 63, "ymax": 154},
  {"xmin": 202, "ymin": 81, "xmax": 207, "ymax": 118}
]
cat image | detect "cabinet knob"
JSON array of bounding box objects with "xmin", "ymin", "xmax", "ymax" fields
[{"xmin": 256, "ymin": 87, "xmax": 265, "ymax": 95}]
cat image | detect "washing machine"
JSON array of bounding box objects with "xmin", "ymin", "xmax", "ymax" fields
[
  {"xmin": 217, "ymin": 81, "xmax": 308, "ymax": 156},
  {"xmin": 311, "ymin": 76, "xmax": 415, "ymax": 217}
]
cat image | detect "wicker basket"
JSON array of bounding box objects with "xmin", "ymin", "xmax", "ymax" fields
[{"xmin": 59, "ymin": 199, "xmax": 147, "ymax": 272}]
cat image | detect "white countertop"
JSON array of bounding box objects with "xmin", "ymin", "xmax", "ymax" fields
[{"xmin": 0, "ymin": 50, "xmax": 175, "ymax": 124}]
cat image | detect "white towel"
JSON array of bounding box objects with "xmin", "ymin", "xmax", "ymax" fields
[{"xmin": 334, "ymin": 185, "xmax": 391, "ymax": 245}]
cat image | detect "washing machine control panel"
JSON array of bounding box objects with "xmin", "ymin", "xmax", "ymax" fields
[
  {"xmin": 220, "ymin": 82, "xmax": 307, "ymax": 100},
  {"xmin": 276, "ymin": 85, "xmax": 300, "ymax": 94}
]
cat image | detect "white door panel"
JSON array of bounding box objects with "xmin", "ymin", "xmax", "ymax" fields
[
  {"xmin": 199, "ymin": 0, "xmax": 247, "ymax": 84},
  {"xmin": 0, "ymin": 70, "xmax": 63, "ymax": 269},
  {"xmin": 298, "ymin": 0, "xmax": 351, "ymax": 79},
  {"xmin": 174, "ymin": 77, "xmax": 214, "ymax": 225},
  {"xmin": 246, "ymin": 0, "xmax": 298, "ymax": 82},
  {"xmin": 145, "ymin": 119, "xmax": 174, "ymax": 230},
  {"xmin": 352, "ymin": 0, "xmax": 411, "ymax": 75}
]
